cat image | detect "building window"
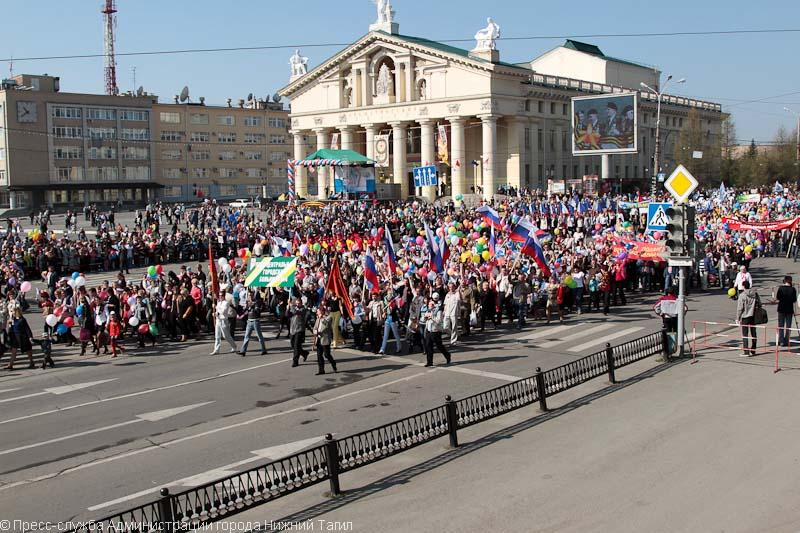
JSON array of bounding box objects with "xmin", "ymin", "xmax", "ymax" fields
[
  {"xmin": 219, "ymin": 151, "xmax": 237, "ymax": 161},
  {"xmin": 0, "ymin": 170, "xmax": 5, "ymax": 184},
  {"xmin": 625, "ymin": 166, "xmax": 629, "ymax": 179},
  {"xmin": 615, "ymin": 165, "xmax": 620, "ymax": 178},
  {"xmin": 537, "ymin": 129, "xmax": 543, "ymax": 151},
  {"xmin": 163, "ymin": 186, "xmax": 182, "ymax": 197},
  {"xmin": 525, "ymin": 100, "xmax": 531, "ymax": 112},
  {"xmin": 159, "ymin": 112, "xmax": 181, "ymax": 124},
  {"xmin": 161, "ymin": 149, "xmax": 182, "ymax": 160},
  {"xmin": 54, "ymin": 146, "xmax": 81, "ymax": 159},
  {"xmin": 162, "ymin": 168, "xmax": 182, "ymax": 179},
  {"xmin": 269, "ymin": 134, "xmax": 285, "ymax": 145},
  {"xmin": 270, "ymin": 151, "xmax": 289, "ymax": 162},
  {"xmin": 120, "ymin": 128, "xmax": 149, "ymax": 140},
  {"xmin": 219, "ymin": 168, "xmax": 236, "ymax": 178},
  {"xmin": 643, "ymin": 114, "xmax": 648, "ymax": 124},
  {"xmin": 120, "ymin": 109, "xmax": 149, "ymax": 121},
  {"xmin": 123, "ymin": 146, "xmax": 149, "ymax": 160},
  {"xmin": 192, "ymin": 168, "xmax": 209, "ymax": 178},
  {"xmin": 562, "ymin": 165, "xmax": 567, "ymax": 178},
  {"xmin": 246, "ymin": 185, "xmax": 260, "ymax": 196},
  {"xmin": 124, "ymin": 166, "xmax": 150, "ymax": 180},
  {"xmin": 218, "ymin": 133, "xmax": 236, "ymax": 143},
  {"xmin": 561, "ymin": 130, "xmax": 568, "ymax": 151},
  {"xmin": 89, "ymin": 127, "xmax": 116, "ymax": 140},
  {"xmin": 89, "ymin": 147, "xmax": 116, "ymax": 159},
  {"xmin": 525, "ymin": 164, "xmax": 530, "ymax": 180},
  {"xmin": 190, "ymin": 113, "xmax": 209, "ymax": 125},
  {"xmin": 634, "ymin": 166, "xmax": 639, "ymax": 178},
  {"xmin": 244, "ymin": 151, "xmax": 262, "ymax": 160},
  {"xmin": 219, "ymin": 185, "xmax": 237, "ymax": 196},
  {"xmin": 573, "ymin": 165, "xmax": 578, "ymax": 179},
  {"xmin": 86, "ymin": 166, "xmax": 119, "ymax": 181},
  {"xmin": 52, "ymin": 126, "xmax": 82, "ymax": 139},
  {"xmin": 679, "ymin": 118, "xmax": 684, "ymax": 128},
  {"xmin": 549, "ymin": 130, "xmax": 555, "ymax": 151},
  {"xmin": 268, "ymin": 117, "xmax": 286, "ymax": 129},
  {"xmin": 538, "ymin": 101, "xmax": 543, "ymax": 113},
  {"xmin": 87, "ymin": 108, "xmax": 116, "ymax": 120},
  {"xmin": 269, "ymin": 167, "xmax": 286, "ymax": 178},
  {"xmin": 54, "ymin": 167, "xmax": 84, "ymax": 182},
  {"xmin": 562, "ymin": 103, "xmax": 568, "ymax": 116},
  {"xmin": 643, "ymin": 137, "xmax": 647, "ymax": 153},
  {"xmin": 52, "ymin": 106, "xmax": 82, "ymax": 119},
  {"xmin": 160, "ymin": 131, "xmax": 183, "ymax": 142},
  {"xmin": 217, "ymin": 115, "xmax": 235, "ymax": 126},
  {"xmin": 244, "ymin": 116, "xmax": 263, "ymax": 127},
  {"xmin": 245, "ymin": 168, "xmax": 261, "ymax": 178},
  {"xmin": 550, "ymin": 102, "xmax": 556, "ymax": 114},
  {"xmin": 524, "ymin": 128, "xmax": 531, "ymax": 149},
  {"xmin": 537, "ymin": 164, "xmax": 543, "ymax": 179},
  {"xmin": 245, "ymin": 133, "xmax": 266, "ymax": 144},
  {"xmin": 190, "ymin": 132, "xmax": 209, "ymax": 142},
  {"xmin": 191, "ymin": 150, "xmax": 210, "ymax": 160}
]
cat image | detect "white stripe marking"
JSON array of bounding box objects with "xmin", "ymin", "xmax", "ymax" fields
[
  {"xmin": 381, "ymin": 354, "xmax": 520, "ymax": 381},
  {"xmin": 0, "ymin": 370, "xmax": 431, "ymax": 494},
  {"xmin": 0, "ymin": 392, "xmax": 49, "ymax": 404},
  {"xmin": 567, "ymin": 327, "xmax": 643, "ymax": 353},
  {"xmin": 519, "ymin": 325, "xmax": 573, "ymax": 341},
  {"xmin": 539, "ymin": 324, "xmax": 615, "ymax": 348},
  {"xmin": 0, "ymin": 388, "xmax": 21, "ymax": 395},
  {"xmin": 0, "ymin": 379, "xmax": 117, "ymax": 405},
  {"xmin": 0, "ymin": 360, "xmax": 290, "ymax": 425}
]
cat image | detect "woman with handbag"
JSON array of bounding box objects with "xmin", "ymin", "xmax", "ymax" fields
[{"xmin": 736, "ymin": 279, "xmax": 763, "ymax": 357}]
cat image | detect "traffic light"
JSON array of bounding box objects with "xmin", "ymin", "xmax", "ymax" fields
[{"xmin": 665, "ymin": 205, "xmax": 696, "ymax": 257}]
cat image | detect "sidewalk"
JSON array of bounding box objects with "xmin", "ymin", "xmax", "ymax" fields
[{"xmin": 217, "ymin": 348, "xmax": 800, "ymax": 533}]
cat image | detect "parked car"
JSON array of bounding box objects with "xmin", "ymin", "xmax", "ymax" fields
[{"xmin": 229, "ymin": 199, "xmax": 251, "ymax": 209}]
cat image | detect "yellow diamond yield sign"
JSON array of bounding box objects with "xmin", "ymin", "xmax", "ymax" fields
[{"xmin": 664, "ymin": 164, "xmax": 698, "ymax": 204}]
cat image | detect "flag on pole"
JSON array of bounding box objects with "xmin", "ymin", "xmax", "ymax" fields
[
  {"xmin": 363, "ymin": 253, "xmax": 380, "ymax": 292},
  {"xmin": 510, "ymin": 217, "xmax": 537, "ymax": 242},
  {"xmin": 476, "ymin": 205, "xmax": 504, "ymax": 230},
  {"xmin": 208, "ymin": 240, "xmax": 220, "ymax": 301},
  {"xmin": 383, "ymin": 225, "xmax": 398, "ymax": 274},
  {"xmin": 324, "ymin": 257, "xmax": 354, "ymax": 317},
  {"xmin": 520, "ymin": 234, "xmax": 552, "ymax": 278},
  {"xmin": 488, "ymin": 225, "xmax": 497, "ymax": 257},
  {"xmin": 424, "ymin": 222, "xmax": 446, "ymax": 273}
]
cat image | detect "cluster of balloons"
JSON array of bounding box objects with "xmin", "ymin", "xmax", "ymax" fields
[
  {"xmin": 146, "ymin": 265, "xmax": 164, "ymax": 279},
  {"xmin": 67, "ymin": 272, "xmax": 87, "ymax": 289},
  {"xmin": 216, "ymin": 257, "xmax": 237, "ymax": 274}
]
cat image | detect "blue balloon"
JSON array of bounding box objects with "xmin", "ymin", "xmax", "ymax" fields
[
  {"xmin": 56, "ymin": 324, "xmax": 69, "ymax": 335},
  {"xmin": 71, "ymin": 272, "xmax": 80, "ymax": 280},
  {"xmin": 76, "ymin": 305, "xmax": 84, "ymax": 316}
]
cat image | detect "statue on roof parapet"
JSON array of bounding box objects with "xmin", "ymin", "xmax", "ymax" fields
[{"xmin": 474, "ymin": 17, "xmax": 500, "ymax": 51}]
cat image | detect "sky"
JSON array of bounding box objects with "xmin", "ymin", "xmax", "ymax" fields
[{"xmin": 2, "ymin": 0, "xmax": 798, "ymax": 143}]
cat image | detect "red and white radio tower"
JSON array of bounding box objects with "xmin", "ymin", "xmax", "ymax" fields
[{"xmin": 102, "ymin": 0, "xmax": 118, "ymax": 95}]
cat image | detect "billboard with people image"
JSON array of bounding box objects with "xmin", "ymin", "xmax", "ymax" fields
[{"xmin": 572, "ymin": 93, "xmax": 638, "ymax": 155}]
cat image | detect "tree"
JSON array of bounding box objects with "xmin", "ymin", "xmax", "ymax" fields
[
  {"xmin": 673, "ymin": 108, "xmax": 721, "ymax": 185},
  {"xmin": 720, "ymin": 117, "xmax": 737, "ymax": 185}
]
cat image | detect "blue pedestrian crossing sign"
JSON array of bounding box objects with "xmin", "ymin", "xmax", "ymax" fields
[
  {"xmin": 413, "ymin": 165, "xmax": 438, "ymax": 187},
  {"xmin": 647, "ymin": 202, "xmax": 671, "ymax": 233}
]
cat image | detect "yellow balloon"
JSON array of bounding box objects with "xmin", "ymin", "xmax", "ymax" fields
[
  {"xmin": 744, "ymin": 245, "xmax": 753, "ymax": 254},
  {"xmin": 554, "ymin": 228, "xmax": 561, "ymax": 235},
  {"xmin": 471, "ymin": 253, "xmax": 481, "ymax": 264},
  {"xmin": 481, "ymin": 250, "xmax": 491, "ymax": 261},
  {"xmin": 460, "ymin": 251, "xmax": 472, "ymax": 263},
  {"xmin": 304, "ymin": 216, "xmax": 311, "ymax": 223}
]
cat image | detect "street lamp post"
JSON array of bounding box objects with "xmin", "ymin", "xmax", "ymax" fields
[
  {"xmin": 641, "ymin": 75, "xmax": 685, "ymax": 196},
  {"xmin": 784, "ymin": 108, "xmax": 800, "ymax": 168}
]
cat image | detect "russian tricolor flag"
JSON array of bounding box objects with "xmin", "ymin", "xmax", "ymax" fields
[
  {"xmin": 383, "ymin": 225, "xmax": 398, "ymax": 274},
  {"xmin": 535, "ymin": 229, "xmax": 552, "ymax": 244},
  {"xmin": 488, "ymin": 225, "xmax": 497, "ymax": 257},
  {"xmin": 476, "ymin": 205, "xmax": 504, "ymax": 230},
  {"xmin": 363, "ymin": 253, "xmax": 380, "ymax": 292},
  {"xmin": 520, "ymin": 234, "xmax": 551, "ymax": 278},
  {"xmin": 424, "ymin": 222, "xmax": 446, "ymax": 273},
  {"xmin": 509, "ymin": 217, "xmax": 537, "ymax": 242}
]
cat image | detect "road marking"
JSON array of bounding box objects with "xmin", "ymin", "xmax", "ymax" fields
[
  {"xmin": 88, "ymin": 435, "xmax": 327, "ymax": 510},
  {"xmin": 0, "ymin": 379, "xmax": 118, "ymax": 405},
  {"xmin": 0, "ymin": 388, "xmax": 21, "ymax": 395},
  {"xmin": 380, "ymin": 354, "xmax": 520, "ymax": 381},
  {"xmin": 539, "ymin": 324, "xmax": 615, "ymax": 348},
  {"xmin": 0, "ymin": 361, "xmax": 290, "ymax": 425},
  {"xmin": 0, "ymin": 402, "xmax": 212, "ymax": 457},
  {"xmin": 567, "ymin": 327, "xmax": 643, "ymax": 353},
  {"xmin": 519, "ymin": 325, "xmax": 573, "ymax": 341},
  {"xmin": 0, "ymin": 370, "xmax": 431, "ymax": 493}
]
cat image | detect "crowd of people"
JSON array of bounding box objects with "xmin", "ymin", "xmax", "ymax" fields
[{"xmin": 0, "ymin": 182, "xmax": 797, "ymax": 370}]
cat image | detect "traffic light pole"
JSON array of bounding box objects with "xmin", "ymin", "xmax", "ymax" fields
[{"xmin": 677, "ymin": 266, "xmax": 686, "ymax": 357}]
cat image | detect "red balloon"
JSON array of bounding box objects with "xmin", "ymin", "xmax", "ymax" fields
[
  {"xmin": 138, "ymin": 324, "xmax": 150, "ymax": 334},
  {"xmin": 54, "ymin": 307, "xmax": 63, "ymax": 317},
  {"xmin": 228, "ymin": 259, "xmax": 236, "ymax": 268},
  {"xmin": 156, "ymin": 265, "xmax": 164, "ymax": 274},
  {"xmin": 62, "ymin": 316, "xmax": 74, "ymax": 328}
]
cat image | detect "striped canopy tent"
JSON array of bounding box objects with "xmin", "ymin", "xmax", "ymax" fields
[{"xmin": 295, "ymin": 149, "xmax": 375, "ymax": 167}]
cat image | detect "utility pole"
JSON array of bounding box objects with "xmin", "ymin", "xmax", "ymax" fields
[{"xmin": 641, "ymin": 75, "xmax": 685, "ymax": 196}]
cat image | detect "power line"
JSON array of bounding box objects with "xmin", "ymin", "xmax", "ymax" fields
[{"xmin": 2, "ymin": 28, "xmax": 800, "ymax": 62}]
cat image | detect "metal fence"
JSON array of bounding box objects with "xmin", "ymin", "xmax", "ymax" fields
[{"xmin": 68, "ymin": 329, "xmax": 668, "ymax": 532}]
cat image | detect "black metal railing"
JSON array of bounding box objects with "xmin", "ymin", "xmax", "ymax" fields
[{"xmin": 67, "ymin": 329, "xmax": 668, "ymax": 531}]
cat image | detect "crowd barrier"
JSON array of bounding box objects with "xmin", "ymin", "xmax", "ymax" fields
[{"xmin": 65, "ymin": 330, "xmax": 667, "ymax": 531}]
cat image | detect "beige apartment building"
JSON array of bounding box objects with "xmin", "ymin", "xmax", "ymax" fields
[{"xmin": 0, "ymin": 73, "xmax": 290, "ymax": 209}]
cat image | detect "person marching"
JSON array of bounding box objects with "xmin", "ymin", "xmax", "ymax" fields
[
  {"xmin": 238, "ymin": 289, "xmax": 268, "ymax": 356},
  {"xmin": 422, "ymin": 294, "xmax": 451, "ymax": 367},
  {"xmin": 312, "ymin": 304, "xmax": 338, "ymax": 375},
  {"xmin": 289, "ymin": 298, "xmax": 310, "ymax": 367},
  {"xmin": 210, "ymin": 295, "xmax": 237, "ymax": 355}
]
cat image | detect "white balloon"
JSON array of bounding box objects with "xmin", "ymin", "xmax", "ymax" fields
[
  {"xmin": 217, "ymin": 257, "xmax": 227, "ymax": 268},
  {"xmin": 75, "ymin": 276, "xmax": 86, "ymax": 288},
  {"xmin": 45, "ymin": 314, "xmax": 58, "ymax": 327},
  {"xmin": 129, "ymin": 317, "xmax": 140, "ymax": 327},
  {"xmin": 222, "ymin": 264, "xmax": 232, "ymax": 274},
  {"xmin": 67, "ymin": 279, "xmax": 76, "ymax": 288}
]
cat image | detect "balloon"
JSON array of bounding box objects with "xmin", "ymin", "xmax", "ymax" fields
[
  {"xmin": 448, "ymin": 226, "xmax": 456, "ymax": 235},
  {"xmin": 218, "ymin": 257, "xmax": 227, "ymax": 268},
  {"xmin": 127, "ymin": 296, "xmax": 136, "ymax": 307},
  {"xmin": 147, "ymin": 266, "xmax": 156, "ymax": 277},
  {"xmin": 304, "ymin": 216, "xmax": 311, "ymax": 223},
  {"xmin": 471, "ymin": 253, "xmax": 481, "ymax": 264},
  {"xmin": 300, "ymin": 244, "xmax": 309, "ymax": 256},
  {"xmin": 728, "ymin": 288, "xmax": 737, "ymax": 298},
  {"xmin": 75, "ymin": 276, "xmax": 86, "ymax": 288},
  {"xmin": 63, "ymin": 317, "xmax": 75, "ymax": 328},
  {"xmin": 96, "ymin": 315, "xmax": 106, "ymax": 326},
  {"xmin": 54, "ymin": 307, "xmax": 63, "ymax": 317},
  {"xmin": 595, "ymin": 224, "xmax": 602, "ymax": 231},
  {"xmin": 76, "ymin": 305, "xmax": 84, "ymax": 316},
  {"xmin": 312, "ymin": 243, "xmax": 321, "ymax": 252},
  {"xmin": 238, "ymin": 248, "xmax": 248, "ymax": 259},
  {"xmin": 71, "ymin": 272, "xmax": 80, "ymax": 280},
  {"xmin": 416, "ymin": 236, "xmax": 425, "ymax": 246},
  {"xmin": 228, "ymin": 259, "xmax": 236, "ymax": 268},
  {"xmin": 554, "ymin": 228, "xmax": 561, "ymax": 236},
  {"xmin": 223, "ymin": 264, "xmax": 232, "ymax": 274},
  {"xmin": 156, "ymin": 265, "xmax": 164, "ymax": 275},
  {"xmin": 129, "ymin": 317, "xmax": 140, "ymax": 327},
  {"xmin": 45, "ymin": 314, "xmax": 58, "ymax": 327},
  {"xmin": 149, "ymin": 323, "xmax": 159, "ymax": 336},
  {"xmin": 56, "ymin": 324, "xmax": 69, "ymax": 335},
  {"xmin": 450, "ymin": 235, "xmax": 460, "ymax": 246},
  {"xmin": 754, "ymin": 240, "xmax": 761, "ymax": 247},
  {"xmin": 455, "ymin": 194, "xmax": 463, "ymax": 201},
  {"xmin": 418, "ymin": 268, "xmax": 428, "ymax": 279},
  {"xmin": 481, "ymin": 250, "xmax": 491, "ymax": 261},
  {"xmin": 744, "ymin": 245, "xmax": 753, "ymax": 254},
  {"xmin": 67, "ymin": 279, "xmax": 76, "ymax": 289},
  {"xmin": 138, "ymin": 324, "xmax": 150, "ymax": 334},
  {"xmin": 20, "ymin": 281, "xmax": 31, "ymax": 293},
  {"xmin": 653, "ymin": 231, "xmax": 663, "ymax": 240}
]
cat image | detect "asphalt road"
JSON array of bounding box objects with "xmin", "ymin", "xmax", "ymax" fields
[{"xmin": 0, "ymin": 210, "xmax": 789, "ymax": 524}]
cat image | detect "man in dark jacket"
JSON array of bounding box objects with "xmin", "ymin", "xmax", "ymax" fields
[
  {"xmin": 775, "ymin": 275, "xmax": 797, "ymax": 347},
  {"xmin": 288, "ymin": 298, "xmax": 309, "ymax": 367}
]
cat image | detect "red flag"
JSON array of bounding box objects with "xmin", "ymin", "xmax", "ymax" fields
[
  {"xmin": 324, "ymin": 257, "xmax": 354, "ymax": 318},
  {"xmin": 208, "ymin": 240, "xmax": 220, "ymax": 301}
]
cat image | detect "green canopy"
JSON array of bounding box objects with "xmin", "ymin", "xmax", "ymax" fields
[{"xmin": 299, "ymin": 149, "xmax": 375, "ymax": 166}]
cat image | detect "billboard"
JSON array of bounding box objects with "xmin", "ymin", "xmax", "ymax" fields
[
  {"xmin": 572, "ymin": 93, "xmax": 638, "ymax": 155},
  {"xmin": 334, "ymin": 166, "xmax": 376, "ymax": 194}
]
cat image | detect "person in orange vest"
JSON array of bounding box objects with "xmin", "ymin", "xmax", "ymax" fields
[{"xmin": 108, "ymin": 312, "xmax": 125, "ymax": 358}]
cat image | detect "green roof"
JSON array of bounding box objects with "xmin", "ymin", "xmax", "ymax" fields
[
  {"xmin": 561, "ymin": 39, "xmax": 654, "ymax": 70},
  {"xmin": 302, "ymin": 149, "xmax": 374, "ymax": 165},
  {"xmin": 377, "ymin": 31, "xmax": 526, "ymax": 70}
]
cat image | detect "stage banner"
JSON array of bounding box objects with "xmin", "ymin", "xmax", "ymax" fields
[
  {"xmin": 437, "ymin": 124, "xmax": 449, "ymax": 165},
  {"xmin": 374, "ymin": 134, "xmax": 390, "ymax": 167},
  {"xmin": 334, "ymin": 166, "xmax": 376, "ymax": 193},
  {"xmin": 245, "ymin": 257, "xmax": 297, "ymax": 288},
  {"xmin": 722, "ymin": 217, "xmax": 800, "ymax": 232}
]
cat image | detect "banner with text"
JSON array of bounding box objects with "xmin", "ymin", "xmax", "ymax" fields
[{"xmin": 245, "ymin": 257, "xmax": 297, "ymax": 288}]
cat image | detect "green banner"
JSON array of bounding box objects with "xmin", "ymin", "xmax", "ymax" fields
[{"xmin": 245, "ymin": 257, "xmax": 297, "ymax": 288}]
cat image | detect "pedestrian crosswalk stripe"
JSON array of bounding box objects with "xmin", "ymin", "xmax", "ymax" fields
[
  {"xmin": 566, "ymin": 327, "xmax": 643, "ymax": 353},
  {"xmin": 519, "ymin": 324, "xmax": 573, "ymax": 341},
  {"xmin": 539, "ymin": 324, "xmax": 615, "ymax": 348}
]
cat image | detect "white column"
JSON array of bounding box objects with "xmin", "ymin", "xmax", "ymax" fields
[
  {"xmin": 362, "ymin": 124, "xmax": 377, "ymax": 160},
  {"xmin": 506, "ymin": 117, "xmax": 526, "ymax": 191},
  {"xmin": 479, "ymin": 114, "xmax": 498, "ymax": 201},
  {"xmin": 448, "ymin": 116, "xmax": 466, "ymax": 199},
  {"xmin": 314, "ymin": 128, "xmax": 330, "ymax": 199},
  {"xmin": 340, "ymin": 127, "xmax": 355, "ymax": 151},
  {"xmin": 419, "ymin": 119, "xmax": 436, "ymax": 202},
  {"xmin": 529, "ymin": 119, "xmax": 541, "ymax": 191},
  {"xmin": 389, "ymin": 121, "xmax": 409, "ymax": 200},
  {"xmin": 292, "ymin": 131, "xmax": 308, "ymax": 199}
]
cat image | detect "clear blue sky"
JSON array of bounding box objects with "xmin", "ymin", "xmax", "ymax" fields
[{"xmin": 2, "ymin": 0, "xmax": 798, "ymax": 143}]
